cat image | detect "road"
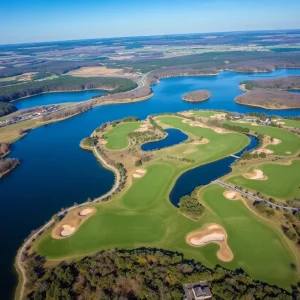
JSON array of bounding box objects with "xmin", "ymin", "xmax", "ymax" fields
[{"xmin": 212, "ymin": 180, "xmax": 299, "ymax": 212}]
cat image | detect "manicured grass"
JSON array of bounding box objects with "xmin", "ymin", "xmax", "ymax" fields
[
  {"xmin": 34, "ymin": 115, "xmax": 298, "ymax": 289},
  {"xmin": 104, "ymin": 122, "xmax": 140, "ymax": 150},
  {"xmin": 228, "ymin": 160, "xmax": 300, "ymax": 200},
  {"xmin": 156, "ymin": 116, "xmax": 249, "ymax": 162},
  {"xmin": 192, "ymin": 111, "xmax": 218, "ymax": 117},
  {"xmin": 282, "ymin": 119, "xmax": 300, "ymax": 129},
  {"xmin": 226, "ymin": 120, "xmax": 300, "ymax": 155}
]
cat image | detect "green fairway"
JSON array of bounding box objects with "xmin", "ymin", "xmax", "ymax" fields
[
  {"xmin": 226, "ymin": 120, "xmax": 300, "ymax": 155},
  {"xmin": 192, "ymin": 111, "xmax": 218, "ymax": 117},
  {"xmin": 228, "ymin": 160, "xmax": 300, "ymax": 200},
  {"xmin": 156, "ymin": 116, "xmax": 249, "ymax": 162},
  {"xmin": 103, "ymin": 122, "xmax": 140, "ymax": 150},
  {"xmin": 281, "ymin": 119, "xmax": 300, "ymax": 129},
  {"xmin": 34, "ymin": 114, "xmax": 298, "ymax": 289}
]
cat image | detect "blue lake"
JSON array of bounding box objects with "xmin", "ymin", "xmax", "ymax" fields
[
  {"xmin": 1, "ymin": 69, "xmax": 300, "ymax": 298},
  {"xmin": 13, "ymin": 90, "xmax": 104, "ymax": 109},
  {"xmin": 141, "ymin": 128, "xmax": 188, "ymax": 151}
]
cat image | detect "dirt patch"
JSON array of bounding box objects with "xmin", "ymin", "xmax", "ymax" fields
[
  {"xmin": 181, "ymin": 112, "xmax": 193, "ymax": 116},
  {"xmin": 191, "ymin": 138, "xmax": 209, "ymax": 145},
  {"xmin": 132, "ymin": 168, "xmax": 147, "ymax": 179},
  {"xmin": 99, "ymin": 139, "xmax": 107, "ymax": 145},
  {"xmin": 223, "ymin": 190, "xmax": 241, "ymax": 200},
  {"xmin": 211, "ymin": 113, "xmax": 226, "ymax": 119},
  {"xmin": 276, "ymin": 121, "xmax": 285, "ymax": 125},
  {"xmin": 68, "ymin": 66, "xmax": 128, "ymax": 77},
  {"xmin": 186, "ymin": 223, "xmax": 233, "ymax": 262},
  {"xmin": 52, "ymin": 206, "xmax": 96, "ymax": 239},
  {"xmin": 182, "ymin": 119, "xmax": 208, "ymax": 128},
  {"xmin": 243, "ymin": 169, "xmax": 268, "ymax": 180},
  {"xmin": 183, "ymin": 149, "xmax": 197, "ymax": 154}
]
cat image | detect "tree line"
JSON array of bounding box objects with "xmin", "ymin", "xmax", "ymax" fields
[{"xmin": 23, "ymin": 248, "xmax": 298, "ymax": 299}]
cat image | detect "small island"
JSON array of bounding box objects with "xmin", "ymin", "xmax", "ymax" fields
[{"xmin": 182, "ymin": 90, "xmax": 211, "ymax": 102}]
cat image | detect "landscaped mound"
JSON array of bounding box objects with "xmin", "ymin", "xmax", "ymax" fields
[
  {"xmin": 243, "ymin": 169, "xmax": 268, "ymax": 180},
  {"xmin": 182, "ymin": 90, "xmax": 211, "ymax": 102},
  {"xmin": 186, "ymin": 224, "xmax": 233, "ymax": 262}
]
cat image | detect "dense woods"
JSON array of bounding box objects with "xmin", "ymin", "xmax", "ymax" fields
[
  {"xmin": 182, "ymin": 90, "xmax": 211, "ymax": 102},
  {"xmin": 223, "ymin": 123, "xmax": 250, "ymax": 133},
  {"xmin": 0, "ymin": 76, "xmax": 137, "ymax": 102},
  {"xmin": 242, "ymin": 76, "xmax": 300, "ymax": 91},
  {"xmin": 179, "ymin": 188, "xmax": 205, "ymax": 220},
  {"xmin": 0, "ymin": 158, "xmax": 19, "ymax": 176},
  {"xmin": 24, "ymin": 248, "xmax": 297, "ymax": 300},
  {"xmin": 0, "ymin": 101, "xmax": 17, "ymax": 117}
]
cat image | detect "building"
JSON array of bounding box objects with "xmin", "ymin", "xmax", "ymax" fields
[{"xmin": 183, "ymin": 281, "xmax": 212, "ymax": 300}]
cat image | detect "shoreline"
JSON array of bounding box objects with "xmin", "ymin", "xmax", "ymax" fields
[
  {"xmin": 0, "ymin": 161, "xmax": 20, "ymax": 179},
  {"xmin": 234, "ymin": 98, "xmax": 300, "ymax": 110}
]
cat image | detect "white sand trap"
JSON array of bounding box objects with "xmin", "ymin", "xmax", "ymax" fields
[
  {"xmin": 182, "ymin": 112, "xmax": 193, "ymax": 116},
  {"xmin": 224, "ymin": 191, "xmax": 237, "ymax": 200},
  {"xmin": 80, "ymin": 208, "xmax": 94, "ymax": 216},
  {"xmin": 136, "ymin": 168, "xmax": 147, "ymax": 174},
  {"xmin": 182, "ymin": 119, "xmax": 191, "ymax": 124},
  {"xmin": 60, "ymin": 225, "xmax": 76, "ymax": 237},
  {"xmin": 244, "ymin": 169, "xmax": 268, "ymax": 180},
  {"xmin": 214, "ymin": 128, "xmax": 228, "ymax": 134},
  {"xmin": 276, "ymin": 122, "xmax": 285, "ymax": 125},
  {"xmin": 135, "ymin": 124, "xmax": 152, "ymax": 132},
  {"xmin": 99, "ymin": 139, "xmax": 107, "ymax": 145},
  {"xmin": 251, "ymin": 123, "xmax": 259, "ymax": 126},
  {"xmin": 190, "ymin": 121, "xmax": 208, "ymax": 128},
  {"xmin": 211, "ymin": 113, "xmax": 226, "ymax": 119},
  {"xmin": 208, "ymin": 224, "xmax": 220, "ymax": 230},
  {"xmin": 191, "ymin": 234, "xmax": 225, "ymax": 246},
  {"xmin": 132, "ymin": 173, "xmax": 142, "ymax": 178},
  {"xmin": 272, "ymin": 138, "xmax": 281, "ymax": 145},
  {"xmin": 285, "ymin": 151, "xmax": 292, "ymax": 154}
]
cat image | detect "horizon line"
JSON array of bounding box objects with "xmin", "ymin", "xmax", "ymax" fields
[{"xmin": 1, "ymin": 28, "xmax": 300, "ymax": 47}]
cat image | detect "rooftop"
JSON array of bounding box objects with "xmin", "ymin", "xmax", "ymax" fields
[{"xmin": 183, "ymin": 281, "xmax": 212, "ymax": 300}]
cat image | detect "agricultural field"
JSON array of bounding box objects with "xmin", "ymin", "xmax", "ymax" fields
[{"xmin": 33, "ymin": 113, "xmax": 299, "ymax": 289}]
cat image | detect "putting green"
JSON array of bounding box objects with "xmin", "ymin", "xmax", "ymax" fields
[
  {"xmin": 226, "ymin": 120, "xmax": 300, "ymax": 155},
  {"xmin": 228, "ymin": 160, "xmax": 300, "ymax": 200},
  {"xmin": 104, "ymin": 122, "xmax": 140, "ymax": 150}
]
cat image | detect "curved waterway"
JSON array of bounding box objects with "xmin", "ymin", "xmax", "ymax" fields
[
  {"xmin": 169, "ymin": 135, "xmax": 259, "ymax": 207},
  {"xmin": 141, "ymin": 128, "xmax": 188, "ymax": 151},
  {"xmin": 13, "ymin": 90, "xmax": 104, "ymax": 109},
  {"xmin": 2, "ymin": 69, "xmax": 300, "ymax": 298}
]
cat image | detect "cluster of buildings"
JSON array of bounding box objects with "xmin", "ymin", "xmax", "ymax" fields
[
  {"xmin": 229, "ymin": 114, "xmax": 272, "ymax": 126},
  {"xmin": 0, "ymin": 105, "xmax": 61, "ymax": 128}
]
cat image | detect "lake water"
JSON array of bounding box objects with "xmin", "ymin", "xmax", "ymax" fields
[
  {"xmin": 170, "ymin": 135, "xmax": 259, "ymax": 206},
  {"xmin": 1, "ymin": 69, "xmax": 300, "ymax": 298},
  {"xmin": 13, "ymin": 90, "xmax": 104, "ymax": 109},
  {"xmin": 141, "ymin": 128, "xmax": 188, "ymax": 151}
]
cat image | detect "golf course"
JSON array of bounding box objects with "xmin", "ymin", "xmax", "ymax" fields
[{"xmin": 32, "ymin": 112, "xmax": 300, "ymax": 290}]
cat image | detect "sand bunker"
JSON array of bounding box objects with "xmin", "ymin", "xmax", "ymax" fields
[
  {"xmin": 252, "ymin": 148, "xmax": 274, "ymax": 155},
  {"xmin": 243, "ymin": 169, "xmax": 268, "ymax": 180},
  {"xmin": 99, "ymin": 139, "xmax": 107, "ymax": 145},
  {"xmin": 211, "ymin": 113, "xmax": 226, "ymax": 119},
  {"xmin": 276, "ymin": 121, "xmax": 285, "ymax": 125},
  {"xmin": 52, "ymin": 206, "xmax": 96, "ymax": 239},
  {"xmin": 251, "ymin": 123, "xmax": 259, "ymax": 126},
  {"xmin": 272, "ymin": 138, "xmax": 281, "ymax": 145},
  {"xmin": 132, "ymin": 168, "xmax": 147, "ymax": 178},
  {"xmin": 80, "ymin": 208, "xmax": 94, "ymax": 216},
  {"xmin": 214, "ymin": 128, "xmax": 228, "ymax": 134},
  {"xmin": 135, "ymin": 124, "xmax": 152, "ymax": 132},
  {"xmin": 60, "ymin": 225, "xmax": 76, "ymax": 237},
  {"xmin": 186, "ymin": 224, "xmax": 233, "ymax": 262},
  {"xmin": 285, "ymin": 151, "xmax": 292, "ymax": 154},
  {"xmin": 182, "ymin": 112, "xmax": 193, "ymax": 116},
  {"xmin": 223, "ymin": 190, "xmax": 241, "ymax": 200}
]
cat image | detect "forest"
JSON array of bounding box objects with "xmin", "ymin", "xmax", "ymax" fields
[
  {"xmin": 24, "ymin": 248, "xmax": 298, "ymax": 300},
  {"xmin": 0, "ymin": 101, "xmax": 17, "ymax": 117},
  {"xmin": 0, "ymin": 158, "xmax": 19, "ymax": 176},
  {"xmin": 182, "ymin": 90, "xmax": 211, "ymax": 102},
  {"xmin": 0, "ymin": 76, "xmax": 137, "ymax": 102}
]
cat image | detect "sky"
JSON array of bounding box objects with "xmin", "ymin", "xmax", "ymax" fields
[{"xmin": 1, "ymin": 0, "xmax": 300, "ymax": 44}]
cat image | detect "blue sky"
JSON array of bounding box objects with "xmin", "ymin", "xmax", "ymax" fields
[{"xmin": 1, "ymin": 0, "xmax": 300, "ymax": 44}]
